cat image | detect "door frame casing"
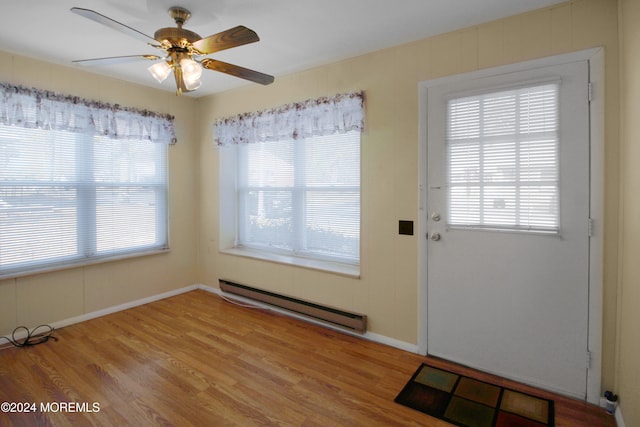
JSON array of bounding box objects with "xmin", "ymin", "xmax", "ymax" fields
[{"xmin": 417, "ymin": 48, "xmax": 604, "ymax": 404}]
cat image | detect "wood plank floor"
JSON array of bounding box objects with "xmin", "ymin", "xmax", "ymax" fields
[{"xmin": 0, "ymin": 290, "xmax": 615, "ymax": 426}]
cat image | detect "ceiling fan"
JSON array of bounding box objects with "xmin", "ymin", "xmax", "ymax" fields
[{"xmin": 70, "ymin": 6, "xmax": 274, "ymax": 95}]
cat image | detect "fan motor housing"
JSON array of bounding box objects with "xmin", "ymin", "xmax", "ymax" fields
[{"xmin": 154, "ymin": 27, "xmax": 201, "ymax": 48}]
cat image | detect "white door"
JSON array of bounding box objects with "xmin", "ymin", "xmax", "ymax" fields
[{"xmin": 426, "ymin": 60, "xmax": 590, "ymax": 398}]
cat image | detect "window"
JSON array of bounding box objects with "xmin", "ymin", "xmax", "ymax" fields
[
  {"xmin": 446, "ymin": 83, "xmax": 559, "ymax": 233},
  {"xmin": 0, "ymin": 84, "xmax": 173, "ymax": 278},
  {"xmin": 216, "ymin": 92, "xmax": 363, "ymax": 270},
  {"xmin": 237, "ymin": 132, "xmax": 360, "ymax": 263}
]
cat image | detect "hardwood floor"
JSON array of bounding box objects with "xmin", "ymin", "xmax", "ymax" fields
[{"xmin": 0, "ymin": 289, "xmax": 615, "ymax": 426}]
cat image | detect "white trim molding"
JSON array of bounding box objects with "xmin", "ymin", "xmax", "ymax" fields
[
  {"xmin": 9, "ymin": 283, "xmax": 418, "ymax": 357},
  {"xmin": 616, "ymin": 405, "xmax": 626, "ymax": 427},
  {"xmin": 199, "ymin": 284, "xmax": 419, "ymax": 353},
  {"xmin": 52, "ymin": 285, "xmax": 199, "ymax": 330}
]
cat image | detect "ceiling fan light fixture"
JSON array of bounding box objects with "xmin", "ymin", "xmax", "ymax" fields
[
  {"xmin": 148, "ymin": 61, "xmax": 172, "ymax": 83},
  {"xmin": 71, "ymin": 6, "xmax": 274, "ymax": 95},
  {"xmin": 181, "ymin": 58, "xmax": 202, "ymax": 79},
  {"xmin": 184, "ymin": 77, "xmax": 202, "ymax": 91},
  {"xmin": 181, "ymin": 57, "xmax": 203, "ymax": 91}
]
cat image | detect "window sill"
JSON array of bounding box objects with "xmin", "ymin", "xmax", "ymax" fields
[{"xmin": 220, "ymin": 247, "xmax": 360, "ymax": 278}]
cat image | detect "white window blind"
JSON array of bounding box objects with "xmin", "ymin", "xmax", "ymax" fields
[
  {"xmin": 0, "ymin": 125, "xmax": 168, "ymax": 278},
  {"xmin": 237, "ymin": 131, "xmax": 360, "ymax": 263},
  {"xmin": 446, "ymin": 82, "xmax": 559, "ymax": 233}
]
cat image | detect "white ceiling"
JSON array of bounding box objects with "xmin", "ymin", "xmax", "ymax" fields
[{"xmin": 0, "ymin": 0, "xmax": 566, "ymax": 97}]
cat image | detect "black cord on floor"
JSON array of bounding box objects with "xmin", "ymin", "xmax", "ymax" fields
[{"xmin": 0, "ymin": 325, "xmax": 57, "ymax": 350}]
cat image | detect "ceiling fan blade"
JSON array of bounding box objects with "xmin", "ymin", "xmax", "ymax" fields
[
  {"xmin": 192, "ymin": 26, "xmax": 260, "ymax": 54},
  {"xmin": 71, "ymin": 7, "xmax": 157, "ymax": 45},
  {"xmin": 73, "ymin": 54, "xmax": 162, "ymax": 66},
  {"xmin": 202, "ymin": 59, "xmax": 274, "ymax": 85}
]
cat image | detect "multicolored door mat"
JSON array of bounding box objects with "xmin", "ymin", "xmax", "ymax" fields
[{"xmin": 395, "ymin": 364, "xmax": 554, "ymax": 427}]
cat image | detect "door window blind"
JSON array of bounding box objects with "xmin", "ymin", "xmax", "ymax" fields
[{"xmin": 446, "ymin": 82, "xmax": 559, "ymax": 233}]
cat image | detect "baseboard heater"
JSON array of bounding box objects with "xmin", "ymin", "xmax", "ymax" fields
[{"xmin": 219, "ymin": 279, "xmax": 367, "ymax": 333}]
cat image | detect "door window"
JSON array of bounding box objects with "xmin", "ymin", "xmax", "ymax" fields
[{"xmin": 447, "ymin": 83, "xmax": 559, "ymax": 233}]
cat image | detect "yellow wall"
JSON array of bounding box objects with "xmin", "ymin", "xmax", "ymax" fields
[
  {"xmin": 617, "ymin": 0, "xmax": 640, "ymax": 423},
  {"xmin": 0, "ymin": 52, "xmax": 200, "ymax": 334},
  {"xmin": 198, "ymin": 0, "xmax": 620, "ymax": 394}
]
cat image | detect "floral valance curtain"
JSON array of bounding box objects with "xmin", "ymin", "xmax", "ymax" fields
[
  {"xmin": 0, "ymin": 83, "xmax": 176, "ymax": 144},
  {"xmin": 215, "ymin": 91, "xmax": 364, "ymax": 146}
]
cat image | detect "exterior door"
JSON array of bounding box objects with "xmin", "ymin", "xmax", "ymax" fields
[{"xmin": 426, "ymin": 60, "xmax": 590, "ymax": 398}]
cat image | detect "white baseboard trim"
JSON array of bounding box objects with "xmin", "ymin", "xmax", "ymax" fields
[
  {"xmin": 616, "ymin": 405, "xmax": 626, "ymax": 427},
  {"xmin": 5, "ymin": 285, "xmax": 199, "ymax": 342},
  {"xmin": 197, "ymin": 283, "xmax": 420, "ymax": 353},
  {"xmin": 10, "ymin": 283, "xmax": 418, "ymax": 356},
  {"xmin": 364, "ymin": 331, "xmax": 420, "ymax": 353},
  {"xmin": 598, "ymin": 397, "xmax": 625, "ymax": 427},
  {"xmin": 50, "ymin": 285, "xmax": 199, "ymax": 332}
]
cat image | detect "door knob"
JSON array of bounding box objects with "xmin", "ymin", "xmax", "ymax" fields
[{"xmin": 430, "ymin": 232, "xmax": 441, "ymax": 241}]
